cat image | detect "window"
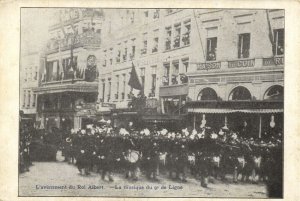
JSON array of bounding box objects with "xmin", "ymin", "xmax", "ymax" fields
[
  {"xmin": 150, "ymin": 66, "xmax": 157, "ymax": 97},
  {"xmin": 182, "ymin": 20, "xmax": 191, "ymax": 46},
  {"xmin": 152, "ymin": 37, "xmax": 159, "ymax": 53},
  {"xmin": 130, "ymin": 39, "xmax": 136, "ymax": 60},
  {"xmin": 102, "ymin": 79, "xmax": 105, "ymax": 101},
  {"xmin": 122, "ymin": 74, "xmax": 126, "ymax": 100},
  {"xmin": 174, "ymin": 24, "xmax": 181, "ymax": 48},
  {"xmin": 274, "ymin": 29, "xmax": 284, "ymax": 55},
  {"xmin": 206, "ymin": 37, "xmax": 217, "ymax": 61},
  {"xmin": 27, "ymin": 91, "xmax": 31, "ymax": 107},
  {"xmin": 163, "ymin": 63, "xmax": 170, "ymax": 86},
  {"xmin": 23, "ymin": 90, "xmax": 26, "ymax": 107},
  {"xmin": 123, "ymin": 47, "xmax": 127, "ymax": 62},
  {"xmin": 115, "ymin": 75, "xmax": 119, "ymax": 100},
  {"xmin": 33, "ymin": 94, "xmax": 36, "ymax": 107},
  {"xmin": 144, "ymin": 11, "xmax": 149, "ymax": 18},
  {"xmin": 116, "ymin": 49, "xmax": 121, "ymax": 63},
  {"xmin": 140, "ymin": 68, "xmax": 145, "ymax": 91},
  {"xmin": 34, "ymin": 66, "xmax": 38, "ymax": 80},
  {"xmin": 171, "ymin": 61, "xmax": 179, "ymax": 85},
  {"xmin": 182, "ymin": 58, "xmax": 189, "ymax": 73},
  {"xmin": 109, "ymin": 48, "xmax": 113, "ymax": 65},
  {"xmin": 131, "ymin": 46, "xmax": 135, "ymax": 60},
  {"xmin": 103, "ymin": 50, "xmax": 107, "ymax": 67},
  {"xmin": 24, "ymin": 68, "xmax": 27, "ymax": 82},
  {"xmin": 238, "ymin": 33, "xmax": 250, "ymax": 58},
  {"xmin": 165, "ymin": 27, "xmax": 172, "ymax": 50},
  {"xmin": 108, "ymin": 78, "xmax": 111, "ymax": 102},
  {"xmin": 153, "ymin": 9, "xmax": 160, "ymax": 19},
  {"xmin": 141, "ymin": 33, "xmax": 147, "ymax": 55},
  {"xmin": 28, "ymin": 67, "xmax": 32, "ymax": 81}
]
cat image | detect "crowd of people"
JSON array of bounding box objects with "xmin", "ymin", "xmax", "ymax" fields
[
  {"xmin": 19, "ymin": 121, "xmax": 35, "ymax": 173},
  {"xmin": 60, "ymin": 121, "xmax": 282, "ymax": 187},
  {"xmin": 19, "ymin": 117, "xmax": 283, "ymax": 196}
]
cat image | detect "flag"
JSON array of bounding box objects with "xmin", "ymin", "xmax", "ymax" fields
[
  {"xmin": 128, "ymin": 62, "xmax": 142, "ymax": 90},
  {"xmin": 40, "ymin": 57, "xmax": 47, "ymax": 83},
  {"xmin": 266, "ymin": 9, "xmax": 275, "ymax": 55},
  {"xmin": 58, "ymin": 42, "xmax": 64, "ymax": 80}
]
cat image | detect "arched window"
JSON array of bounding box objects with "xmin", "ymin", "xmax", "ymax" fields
[
  {"xmin": 229, "ymin": 86, "xmax": 252, "ymax": 100},
  {"xmin": 197, "ymin": 87, "xmax": 218, "ymax": 101},
  {"xmin": 264, "ymin": 85, "xmax": 283, "ymax": 100}
]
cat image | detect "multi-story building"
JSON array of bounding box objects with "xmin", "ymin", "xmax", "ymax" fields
[
  {"xmin": 20, "ymin": 51, "xmax": 44, "ymax": 124},
  {"xmin": 186, "ymin": 9, "xmax": 284, "ymax": 137},
  {"xmin": 33, "ymin": 8, "xmax": 104, "ymax": 131},
  {"xmin": 98, "ymin": 9, "xmax": 284, "ymax": 135},
  {"xmin": 97, "ymin": 9, "xmax": 199, "ymax": 129}
]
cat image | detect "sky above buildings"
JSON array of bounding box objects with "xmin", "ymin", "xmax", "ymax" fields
[{"xmin": 21, "ymin": 8, "xmax": 56, "ymax": 54}]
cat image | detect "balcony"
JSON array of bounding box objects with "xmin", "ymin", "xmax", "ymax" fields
[
  {"xmin": 159, "ymin": 83, "xmax": 188, "ymax": 97},
  {"xmin": 46, "ymin": 30, "xmax": 101, "ymax": 54}
]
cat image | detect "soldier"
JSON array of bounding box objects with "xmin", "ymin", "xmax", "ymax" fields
[
  {"xmin": 95, "ymin": 130, "xmax": 106, "ymax": 173},
  {"xmin": 75, "ymin": 129, "xmax": 90, "ymax": 175},
  {"xmin": 145, "ymin": 135, "xmax": 160, "ymax": 181},
  {"xmin": 101, "ymin": 134, "xmax": 114, "ymax": 182},
  {"xmin": 175, "ymin": 135, "xmax": 188, "ymax": 182}
]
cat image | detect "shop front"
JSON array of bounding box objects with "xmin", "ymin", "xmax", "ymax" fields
[{"xmin": 187, "ymin": 100, "xmax": 283, "ymax": 139}]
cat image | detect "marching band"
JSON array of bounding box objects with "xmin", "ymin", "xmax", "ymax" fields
[{"xmin": 19, "ymin": 120, "xmax": 282, "ymax": 188}]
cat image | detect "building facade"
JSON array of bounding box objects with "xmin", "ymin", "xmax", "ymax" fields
[
  {"xmin": 20, "ymin": 51, "xmax": 45, "ymax": 123},
  {"xmin": 33, "ymin": 8, "xmax": 104, "ymax": 131},
  {"xmin": 186, "ymin": 9, "xmax": 284, "ymax": 137},
  {"xmin": 97, "ymin": 9, "xmax": 284, "ymax": 134},
  {"xmin": 97, "ymin": 9, "xmax": 202, "ymax": 128}
]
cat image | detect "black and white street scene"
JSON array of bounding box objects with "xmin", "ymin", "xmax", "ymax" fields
[{"xmin": 19, "ymin": 8, "xmax": 284, "ymax": 198}]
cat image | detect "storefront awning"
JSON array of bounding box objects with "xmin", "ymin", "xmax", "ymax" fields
[
  {"xmin": 187, "ymin": 100, "xmax": 283, "ymax": 114},
  {"xmin": 32, "ymin": 81, "xmax": 98, "ymax": 94},
  {"xmin": 142, "ymin": 114, "xmax": 187, "ymax": 123},
  {"xmin": 188, "ymin": 108, "xmax": 283, "ymax": 114}
]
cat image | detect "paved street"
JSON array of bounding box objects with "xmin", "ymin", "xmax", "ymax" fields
[{"xmin": 19, "ymin": 162, "xmax": 267, "ymax": 197}]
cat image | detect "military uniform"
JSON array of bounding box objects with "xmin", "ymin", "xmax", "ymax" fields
[
  {"xmin": 145, "ymin": 138, "xmax": 160, "ymax": 181},
  {"xmin": 101, "ymin": 135, "xmax": 115, "ymax": 181}
]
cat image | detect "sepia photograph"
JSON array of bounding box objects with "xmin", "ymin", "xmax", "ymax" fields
[{"xmin": 19, "ymin": 8, "xmax": 284, "ymax": 198}]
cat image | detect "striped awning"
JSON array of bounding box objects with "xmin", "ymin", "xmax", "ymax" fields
[
  {"xmin": 188, "ymin": 108, "xmax": 283, "ymax": 114},
  {"xmin": 33, "ymin": 81, "xmax": 98, "ymax": 94},
  {"xmin": 187, "ymin": 100, "xmax": 283, "ymax": 114}
]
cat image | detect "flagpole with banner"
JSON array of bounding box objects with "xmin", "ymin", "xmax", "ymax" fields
[
  {"xmin": 266, "ymin": 9, "xmax": 277, "ymax": 66},
  {"xmin": 128, "ymin": 62, "xmax": 142, "ymax": 91}
]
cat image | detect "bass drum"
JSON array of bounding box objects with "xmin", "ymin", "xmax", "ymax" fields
[
  {"xmin": 126, "ymin": 150, "xmax": 140, "ymax": 163},
  {"xmin": 56, "ymin": 150, "xmax": 65, "ymax": 162}
]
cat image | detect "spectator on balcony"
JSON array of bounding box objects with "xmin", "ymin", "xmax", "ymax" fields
[
  {"xmin": 207, "ymin": 51, "xmax": 216, "ymax": 61},
  {"xmin": 180, "ymin": 74, "xmax": 188, "ymax": 84},
  {"xmin": 171, "ymin": 75, "xmax": 178, "ymax": 85},
  {"xmin": 162, "ymin": 76, "xmax": 169, "ymax": 86}
]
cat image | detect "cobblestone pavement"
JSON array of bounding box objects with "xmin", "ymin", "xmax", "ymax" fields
[{"xmin": 19, "ymin": 162, "xmax": 267, "ymax": 197}]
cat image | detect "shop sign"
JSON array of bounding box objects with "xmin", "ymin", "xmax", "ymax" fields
[
  {"xmin": 263, "ymin": 56, "xmax": 284, "ymax": 66},
  {"xmin": 197, "ymin": 62, "xmax": 221, "ymax": 70},
  {"xmin": 228, "ymin": 59, "xmax": 255, "ymax": 68}
]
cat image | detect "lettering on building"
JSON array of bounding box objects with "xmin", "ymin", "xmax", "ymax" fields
[
  {"xmin": 197, "ymin": 62, "xmax": 221, "ymax": 70},
  {"xmin": 228, "ymin": 59, "xmax": 255, "ymax": 68}
]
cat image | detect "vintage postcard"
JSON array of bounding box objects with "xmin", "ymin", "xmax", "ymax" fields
[{"xmin": 0, "ymin": 0, "xmax": 300, "ymax": 201}]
